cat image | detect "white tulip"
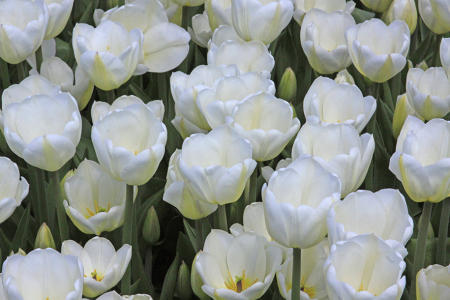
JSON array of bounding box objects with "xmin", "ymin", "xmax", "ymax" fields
[
  {"xmin": 0, "ymin": 0, "xmax": 49, "ymax": 64},
  {"xmin": 293, "ymin": 0, "xmax": 355, "ymax": 25},
  {"xmin": 92, "ymin": 103, "xmax": 167, "ymax": 186},
  {"xmin": 91, "ymin": 95, "xmax": 164, "ymax": 123},
  {"xmin": 63, "ymin": 159, "xmax": 127, "ymax": 235},
  {"xmin": 97, "ymin": 291, "xmax": 152, "ymax": 300},
  {"xmin": 0, "ymin": 274, "xmax": 4, "ymax": 300},
  {"xmin": 292, "ymin": 122, "xmax": 375, "ymax": 197},
  {"xmin": 43, "ymin": 0, "xmax": 74, "ymax": 39},
  {"xmin": 73, "ymin": 20, "xmax": 146, "ymax": 91},
  {"xmin": 195, "ymin": 230, "xmax": 282, "ymax": 300},
  {"xmin": 226, "ymin": 92, "xmax": 300, "ymax": 161},
  {"xmin": 361, "ymin": 0, "xmax": 394, "ymax": 12},
  {"xmin": 300, "ymin": 9, "xmax": 356, "ymax": 74},
  {"xmin": 392, "ymin": 93, "xmax": 423, "ymax": 139},
  {"xmin": 0, "ymin": 157, "xmax": 29, "ymax": 224},
  {"xmin": 164, "ymin": 149, "xmax": 218, "ymax": 220},
  {"xmin": 419, "ymin": 0, "xmax": 450, "ymax": 34},
  {"xmin": 205, "ymin": 0, "xmax": 232, "ymax": 31},
  {"xmin": 381, "ymin": 0, "xmax": 418, "ymax": 34},
  {"xmin": 230, "ymin": 0, "xmax": 293, "ymax": 45},
  {"xmin": 2, "ymin": 248, "xmax": 84, "ymax": 300},
  {"xmin": 26, "ymin": 38, "xmax": 55, "ymax": 70},
  {"xmin": 324, "ymin": 234, "xmax": 406, "ymax": 300},
  {"xmin": 389, "ymin": 116, "xmax": 450, "ymax": 203},
  {"xmin": 155, "ymin": 0, "xmax": 182, "ymax": 26},
  {"xmin": 208, "ymin": 24, "xmax": 245, "ymax": 50},
  {"xmin": 261, "ymin": 158, "xmax": 292, "ymax": 183},
  {"xmin": 189, "ymin": 12, "xmax": 213, "ymax": 48},
  {"xmin": 303, "ymin": 77, "xmax": 376, "ymax": 133},
  {"xmin": 417, "ymin": 264, "xmax": 450, "ymax": 300},
  {"xmin": 95, "ymin": 0, "xmax": 190, "ymax": 73},
  {"xmin": 345, "ymin": 19, "xmax": 410, "ymax": 83},
  {"xmin": 276, "ymin": 240, "xmax": 329, "ymax": 300},
  {"xmin": 441, "ymin": 37, "xmax": 450, "ymax": 77},
  {"xmin": 327, "ymin": 189, "xmax": 413, "ymax": 257},
  {"xmin": 177, "ymin": 125, "xmax": 256, "ymax": 205},
  {"xmin": 263, "ymin": 155, "xmax": 341, "ymax": 249},
  {"xmin": 62, "ymin": 237, "xmax": 132, "ymax": 298}
]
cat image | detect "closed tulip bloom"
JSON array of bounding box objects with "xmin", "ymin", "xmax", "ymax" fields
[
  {"xmin": 334, "ymin": 69, "xmax": 355, "ymax": 84},
  {"xmin": 195, "ymin": 230, "xmax": 282, "ymax": 300},
  {"xmin": 327, "ymin": 189, "xmax": 413, "ymax": 257},
  {"xmin": 164, "ymin": 149, "xmax": 218, "ymax": 220},
  {"xmin": 293, "ymin": 0, "xmax": 355, "ymax": 25},
  {"xmin": 263, "ymin": 155, "xmax": 341, "ymax": 249},
  {"xmin": 417, "ymin": 264, "xmax": 450, "ymax": 300},
  {"xmin": 419, "ymin": 0, "xmax": 450, "ymax": 34},
  {"xmin": 91, "ymin": 95, "xmax": 164, "ymax": 123},
  {"xmin": 73, "ymin": 20, "xmax": 146, "ymax": 91},
  {"xmin": 177, "ymin": 125, "xmax": 256, "ymax": 205},
  {"xmin": 0, "ymin": 0, "xmax": 49, "ymax": 64},
  {"xmin": 345, "ymin": 19, "xmax": 410, "ymax": 83},
  {"xmin": 406, "ymin": 67, "xmax": 450, "ymax": 121},
  {"xmin": 92, "ymin": 103, "xmax": 167, "ymax": 186},
  {"xmin": 43, "ymin": 0, "xmax": 74, "ymax": 39},
  {"xmin": 226, "ymin": 92, "xmax": 300, "ymax": 161},
  {"xmin": 151, "ymin": 0, "xmax": 182, "ymax": 26},
  {"xmin": 0, "ymin": 157, "xmax": 29, "ymax": 224},
  {"xmin": 205, "ymin": 0, "xmax": 232, "ymax": 31},
  {"xmin": 95, "ymin": 0, "xmax": 190, "ymax": 73},
  {"xmin": 276, "ymin": 240, "xmax": 329, "ymax": 300},
  {"xmin": 390, "ymin": 116, "xmax": 450, "ymax": 203},
  {"xmin": 63, "ymin": 159, "xmax": 127, "ymax": 235},
  {"xmin": 361, "ymin": 0, "xmax": 393, "ymax": 12},
  {"xmin": 441, "ymin": 38, "xmax": 450, "ymax": 77},
  {"xmin": 303, "ymin": 77, "xmax": 376, "ymax": 133},
  {"xmin": 292, "ymin": 122, "xmax": 375, "ymax": 197},
  {"xmin": 231, "ymin": 0, "xmax": 293, "ymax": 45},
  {"xmin": 189, "ymin": 12, "xmax": 213, "ymax": 48},
  {"xmin": 382, "ymin": 0, "xmax": 418, "ymax": 34},
  {"xmin": 208, "ymin": 25, "xmax": 245, "ymax": 51},
  {"xmin": 62, "ymin": 237, "xmax": 132, "ymax": 298},
  {"xmin": 301, "ymin": 9, "xmax": 356, "ymax": 74},
  {"xmin": 324, "ymin": 234, "xmax": 406, "ymax": 300},
  {"xmin": 2, "ymin": 248, "xmax": 84, "ymax": 300},
  {"xmin": 261, "ymin": 158, "xmax": 292, "ymax": 182},
  {"xmin": 97, "ymin": 291, "xmax": 152, "ymax": 300}
]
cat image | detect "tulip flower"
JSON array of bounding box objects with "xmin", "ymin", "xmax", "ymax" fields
[
  {"xmin": 0, "ymin": 157, "xmax": 29, "ymax": 224},
  {"xmin": 292, "ymin": 122, "xmax": 375, "ymax": 197},
  {"xmin": 300, "ymin": 9, "xmax": 356, "ymax": 74},
  {"xmin": 390, "ymin": 116, "xmax": 450, "ymax": 203},
  {"xmin": 334, "ymin": 69, "xmax": 355, "ymax": 84},
  {"xmin": 92, "ymin": 103, "xmax": 167, "ymax": 186},
  {"xmin": 147, "ymin": 0, "xmax": 182, "ymax": 26},
  {"xmin": 303, "ymin": 77, "xmax": 376, "ymax": 133},
  {"xmin": 226, "ymin": 92, "xmax": 300, "ymax": 161},
  {"xmin": 195, "ymin": 230, "xmax": 282, "ymax": 300},
  {"xmin": 97, "ymin": 291, "xmax": 152, "ymax": 300},
  {"xmin": 417, "ymin": 264, "xmax": 450, "ymax": 300},
  {"xmin": 2, "ymin": 248, "xmax": 84, "ymax": 300},
  {"xmin": 263, "ymin": 155, "xmax": 341, "ymax": 249},
  {"xmin": 381, "ymin": 0, "xmax": 418, "ymax": 34},
  {"xmin": 0, "ymin": 0, "xmax": 49, "ymax": 64},
  {"xmin": 63, "ymin": 159, "xmax": 127, "ymax": 235},
  {"xmin": 189, "ymin": 12, "xmax": 213, "ymax": 48},
  {"xmin": 230, "ymin": 0, "xmax": 293, "ymax": 45},
  {"xmin": 207, "ymin": 40, "xmax": 275, "ymax": 78},
  {"xmin": 293, "ymin": 0, "xmax": 355, "ymax": 25},
  {"xmin": 94, "ymin": 0, "xmax": 190, "ymax": 73},
  {"xmin": 261, "ymin": 158, "xmax": 292, "ymax": 182},
  {"xmin": 2, "ymin": 84, "xmax": 81, "ymax": 172},
  {"xmin": 164, "ymin": 149, "xmax": 218, "ymax": 219},
  {"xmin": 276, "ymin": 240, "xmax": 329, "ymax": 300},
  {"xmin": 205, "ymin": 0, "xmax": 232, "ymax": 31},
  {"xmin": 208, "ymin": 25, "xmax": 245, "ymax": 50},
  {"xmin": 176, "ymin": 125, "xmax": 256, "ymax": 205},
  {"xmin": 441, "ymin": 38, "xmax": 450, "ymax": 77},
  {"xmin": 392, "ymin": 93, "xmax": 424, "ymax": 139},
  {"xmin": 327, "ymin": 189, "xmax": 413, "ymax": 257},
  {"xmin": 91, "ymin": 95, "xmax": 164, "ymax": 123},
  {"xmin": 418, "ymin": 0, "xmax": 450, "ymax": 34},
  {"xmin": 345, "ymin": 19, "xmax": 410, "ymax": 83},
  {"xmin": 361, "ymin": 0, "xmax": 394, "ymax": 12},
  {"xmin": 406, "ymin": 67, "xmax": 450, "ymax": 121},
  {"xmin": 73, "ymin": 20, "xmax": 146, "ymax": 91},
  {"xmin": 26, "ymin": 38, "xmax": 55, "ymax": 70},
  {"xmin": 62, "ymin": 237, "xmax": 132, "ymax": 298},
  {"xmin": 324, "ymin": 234, "xmax": 406, "ymax": 300},
  {"xmin": 43, "ymin": 0, "xmax": 74, "ymax": 39}
]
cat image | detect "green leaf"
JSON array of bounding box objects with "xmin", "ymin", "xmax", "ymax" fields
[
  {"xmin": 410, "ymin": 31, "xmax": 433, "ymax": 66},
  {"xmin": 78, "ymin": 0, "xmax": 99, "ymax": 26},
  {"xmin": 0, "ymin": 229, "xmax": 11, "ymax": 255},
  {"xmin": 176, "ymin": 232, "xmax": 196, "ymax": 267},
  {"xmin": 183, "ymin": 219, "xmax": 197, "ymax": 251},
  {"xmin": 9, "ymin": 204, "xmax": 31, "ymax": 253},
  {"xmin": 130, "ymin": 278, "xmax": 142, "ymax": 294},
  {"xmin": 137, "ymin": 189, "xmax": 164, "ymax": 234},
  {"xmin": 129, "ymin": 82, "xmax": 153, "ymax": 103},
  {"xmin": 351, "ymin": 8, "xmax": 375, "ymax": 24},
  {"xmin": 160, "ymin": 251, "xmax": 181, "ymax": 300}
]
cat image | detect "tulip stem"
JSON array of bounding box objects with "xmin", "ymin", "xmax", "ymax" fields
[
  {"xmin": 16, "ymin": 62, "xmax": 26, "ymax": 82},
  {"xmin": 106, "ymin": 89, "xmax": 115, "ymax": 104},
  {"xmin": 181, "ymin": 6, "xmax": 191, "ymax": 31},
  {"xmin": 437, "ymin": 198, "xmax": 450, "ymax": 265},
  {"xmin": 26, "ymin": 164, "xmax": 41, "ymax": 224},
  {"xmin": 50, "ymin": 170, "xmax": 70, "ymax": 244},
  {"xmin": 118, "ymin": 0, "xmax": 125, "ymax": 6},
  {"xmin": 292, "ymin": 248, "xmax": 301, "ymax": 300},
  {"xmin": 410, "ymin": 201, "xmax": 433, "ymax": 300},
  {"xmin": 218, "ymin": 205, "xmax": 228, "ymax": 232},
  {"xmin": 195, "ymin": 219, "xmax": 203, "ymax": 252},
  {"xmin": 121, "ymin": 184, "xmax": 134, "ymax": 294},
  {"xmin": 0, "ymin": 58, "xmax": 10, "ymax": 90},
  {"xmin": 35, "ymin": 46, "xmax": 43, "ymax": 73},
  {"xmin": 433, "ymin": 34, "xmax": 442, "ymax": 67},
  {"xmin": 36, "ymin": 167, "xmax": 49, "ymax": 228},
  {"xmin": 382, "ymin": 81, "xmax": 394, "ymax": 112}
]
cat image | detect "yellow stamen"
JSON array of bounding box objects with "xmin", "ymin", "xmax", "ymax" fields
[
  {"xmin": 224, "ymin": 270, "xmax": 257, "ymax": 293},
  {"xmin": 135, "ymin": 150, "xmax": 138, "ymax": 155},
  {"xmin": 94, "ymin": 201, "xmax": 99, "ymax": 213},
  {"xmin": 86, "ymin": 207, "xmax": 95, "ymax": 217}
]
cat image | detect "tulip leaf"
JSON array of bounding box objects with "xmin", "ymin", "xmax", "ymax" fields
[
  {"xmin": 182, "ymin": 219, "xmax": 197, "ymax": 251},
  {"xmin": 0, "ymin": 229, "xmax": 11, "ymax": 256},
  {"xmin": 160, "ymin": 251, "xmax": 181, "ymax": 300},
  {"xmin": 129, "ymin": 82, "xmax": 152, "ymax": 103},
  {"xmin": 9, "ymin": 204, "xmax": 30, "ymax": 253},
  {"xmin": 137, "ymin": 189, "xmax": 164, "ymax": 234},
  {"xmin": 78, "ymin": 0, "xmax": 99, "ymax": 26},
  {"xmin": 177, "ymin": 232, "xmax": 196, "ymax": 267},
  {"xmin": 130, "ymin": 278, "xmax": 142, "ymax": 295},
  {"xmin": 201, "ymin": 218, "xmax": 212, "ymax": 242},
  {"xmin": 410, "ymin": 32, "xmax": 433, "ymax": 66},
  {"xmin": 351, "ymin": 8, "xmax": 375, "ymax": 24}
]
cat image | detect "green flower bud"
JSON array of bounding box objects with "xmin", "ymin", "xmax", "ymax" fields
[
  {"xmin": 191, "ymin": 252, "xmax": 209, "ymax": 300},
  {"xmin": 277, "ymin": 67, "xmax": 297, "ymax": 103},
  {"xmin": 34, "ymin": 223, "xmax": 56, "ymax": 249},
  {"xmin": 142, "ymin": 206, "xmax": 160, "ymax": 245},
  {"xmin": 177, "ymin": 261, "xmax": 193, "ymax": 300}
]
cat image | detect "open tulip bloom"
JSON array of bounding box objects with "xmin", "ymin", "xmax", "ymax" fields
[
  {"xmin": 416, "ymin": 264, "xmax": 450, "ymax": 300},
  {"xmin": 293, "ymin": 0, "xmax": 355, "ymax": 25}
]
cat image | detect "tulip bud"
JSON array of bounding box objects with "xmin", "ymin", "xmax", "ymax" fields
[
  {"xmin": 392, "ymin": 94, "xmax": 416, "ymax": 138},
  {"xmin": 277, "ymin": 67, "xmax": 297, "ymax": 103},
  {"xmin": 381, "ymin": 0, "xmax": 417, "ymax": 34},
  {"xmin": 60, "ymin": 169, "xmax": 75, "ymax": 201},
  {"xmin": 417, "ymin": 61, "xmax": 428, "ymax": 71},
  {"xmin": 34, "ymin": 223, "xmax": 56, "ymax": 249},
  {"xmin": 142, "ymin": 207, "xmax": 160, "ymax": 245},
  {"xmin": 418, "ymin": 215, "xmax": 435, "ymax": 238},
  {"xmin": 176, "ymin": 261, "xmax": 193, "ymax": 300},
  {"xmin": 334, "ymin": 69, "xmax": 355, "ymax": 85},
  {"xmin": 107, "ymin": 0, "xmax": 119, "ymax": 8},
  {"xmin": 191, "ymin": 252, "xmax": 211, "ymax": 300}
]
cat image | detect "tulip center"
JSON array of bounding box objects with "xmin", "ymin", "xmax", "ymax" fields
[
  {"xmin": 286, "ymin": 276, "xmax": 315, "ymax": 299},
  {"xmin": 225, "ymin": 270, "xmax": 258, "ymax": 293},
  {"xmin": 85, "ymin": 269, "xmax": 105, "ymax": 282},
  {"xmin": 359, "ymin": 284, "xmax": 377, "ymax": 296},
  {"xmin": 86, "ymin": 201, "xmax": 111, "ymax": 218}
]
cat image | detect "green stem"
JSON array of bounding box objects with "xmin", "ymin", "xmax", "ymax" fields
[
  {"xmin": 50, "ymin": 170, "xmax": 69, "ymax": 243},
  {"xmin": 118, "ymin": 0, "xmax": 125, "ymax": 6},
  {"xmin": 158, "ymin": 72, "xmax": 167, "ymax": 107},
  {"xmin": 433, "ymin": 34, "xmax": 442, "ymax": 67},
  {"xmin": 247, "ymin": 169, "xmax": 257, "ymax": 206},
  {"xmin": 26, "ymin": 164, "xmax": 41, "ymax": 224},
  {"xmin": 195, "ymin": 219, "xmax": 203, "ymax": 252},
  {"xmin": 106, "ymin": 89, "xmax": 115, "ymax": 104},
  {"xmin": 437, "ymin": 198, "xmax": 450, "ymax": 265},
  {"xmin": 36, "ymin": 168, "xmax": 48, "ymax": 228},
  {"xmin": 121, "ymin": 184, "xmax": 134, "ymax": 294},
  {"xmin": 391, "ymin": 72, "xmax": 401, "ymax": 106},
  {"xmin": 145, "ymin": 245, "xmax": 152, "ymax": 279},
  {"xmin": 410, "ymin": 201, "xmax": 433, "ymax": 300},
  {"xmin": 382, "ymin": 81, "xmax": 394, "ymax": 112},
  {"xmin": 17, "ymin": 62, "xmax": 26, "ymax": 82},
  {"xmin": 35, "ymin": 46, "xmax": 43, "ymax": 73},
  {"xmin": 291, "ymin": 248, "xmax": 301, "ymax": 300},
  {"xmin": 181, "ymin": 6, "xmax": 191, "ymax": 31},
  {"xmin": 0, "ymin": 58, "xmax": 10, "ymax": 91},
  {"xmin": 218, "ymin": 205, "xmax": 228, "ymax": 232}
]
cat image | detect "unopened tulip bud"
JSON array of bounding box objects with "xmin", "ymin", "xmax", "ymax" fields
[
  {"xmin": 278, "ymin": 67, "xmax": 297, "ymax": 103},
  {"xmin": 334, "ymin": 69, "xmax": 355, "ymax": 84},
  {"xmin": 392, "ymin": 93, "xmax": 423, "ymax": 138},
  {"xmin": 35, "ymin": 223, "xmax": 56, "ymax": 249},
  {"xmin": 191, "ymin": 252, "xmax": 209, "ymax": 300},
  {"xmin": 382, "ymin": 0, "xmax": 417, "ymax": 34},
  {"xmin": 417, "ymin": 61, "xmax": 428, "ymax": 71},
  {"xmin": 142, "ymin": 207, "xmax": 160, "ymax": 245},
  {"xmin": 177, "ymin": 261, "xmax": 193, "ymax": 300},
  {"xmin": 60, "ymin": 169, "xmax": 75, "ymax": 201},
  {"xmin": 361, "ymin": 0, "xmax": 393, "ymax": 12}
]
